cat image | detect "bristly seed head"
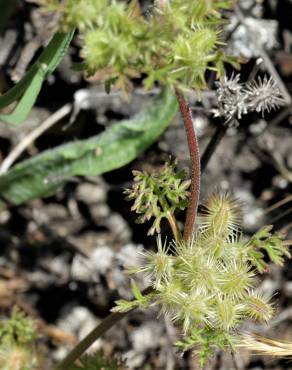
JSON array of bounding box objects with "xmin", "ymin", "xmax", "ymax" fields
[
  {"xmin": 215, "ymin": 74, "xmax": 285, "ymax": 126},
  {"xmin": 244, "ymin": 290, "xmax": 274, "ymax": 322},
  {"xmin": 118, "ymin": 179, "xmax": 290, "ymax": 366},
  {"xmin": 244, "ymin": 75, "xmax": 285, "ymax": 114},
  {"xmin": 217, "ymin": 259, "xmax": 255, "ymax": 298},
  {"xmin": 137, "ymin": 236, "xmax": 173, "ymax": 288},
  {"xmin": 199, "ymin": 193, "xmax": 240, "ymax": 239}
]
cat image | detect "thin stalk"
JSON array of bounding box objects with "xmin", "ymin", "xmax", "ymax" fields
[
  {"xmin": 166, "ymin": 211, "xmax": 182, "ymax": 242},
  {"xmin": 56, "ymin": 311, "xmax": 130, "ymax": 369},
  {"xmin": 234, "ymin": 4, "xmax": 291, "ymax": 105},
  {"xmin": 175, "ymin": 89, "xmax": 200, "ymax": 241},
  {"xmin": 56, "ymin": 89, "xmax": 224, "ymax": 370},
  {"xmin": 157, "ymin": 189, "xmax": 182, "ymax": 243},
  {"xmin": 201, "ymin": 124, "xmax": 227, "ymax": 172},
  {"xmin": 56, "ymin": 287, "xmax": 153, "ymax": 369}
]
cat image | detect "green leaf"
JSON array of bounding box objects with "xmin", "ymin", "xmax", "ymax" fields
[
  {"xmin": 131, "ymin": 280, "xmax": 144, "ymax": 301},
  {"xmin": 247, "ymin": 225, "xmax": 291, "ymax": 273},
  {"xmin": 111, "ymin": 299, "xmax": 139, "ymax": 313},
  {"xmin": 125, "ymin": 160, "xmax": 190, "ymax": 235},
  {"xmin": 68, "ymin": 353, "xmax": 121, "ymax": 370},
  {"xmin": 0, "ymin": 30, "xmax": 74, "ymax": 125},
  {"xmin": 176, "ymin": 327, "xmax": 236, "ymax": 366},
  {"xmin": 0, "ymin": 89, "xmax": 177, "ymax": 205},
  {"xmin": 0, "ymin": 308, "xmax": 37, "ymax": 346},
  {"xmin": 113, "ymin": 280, "xmax": 154, "ymax": 313}
]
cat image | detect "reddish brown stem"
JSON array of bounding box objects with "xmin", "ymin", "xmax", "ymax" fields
[{"xmin": 175, "ymin": 89, "xmax": 201, "ymax": 241}]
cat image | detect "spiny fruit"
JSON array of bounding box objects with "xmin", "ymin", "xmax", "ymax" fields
[{"xmin": 118, "ymin": 178, "xmax": 290, "ymax": 366}]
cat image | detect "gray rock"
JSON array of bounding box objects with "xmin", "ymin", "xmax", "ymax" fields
[
  {"xmin": 116, "ymin": 243, "xmax": 144, "ymax": 269},
  {"xmin": 76, "ymin": 181, "xmax": 107, "ymax": 204},
  {"xmin": 54, "ymin": 306, "xmax": 101, "ymax": 361},
  {"xmin": 92, "ymin": 246, "xmax": 115, "ymax": 274},
  {"xmin": 71, "ymin": 246, "xmax": 114, "ymax": 281},
  {"xmin": 105, "ymin": 213, "xmax": 132, "ymax": 243},
  {"xmin": 0, "ymin": 30, "xmax": 17, "ymax": 65},
  {"xmin": 58, "ymin": 306, "xmax": 98, "ymax": 340},
  {"xmin": 227, "ymin": 17, "xmax": 278, "ymax": 58},
  {"xmin": 130, "ymin": 321, "xmax": 163, "ymax": 352}
]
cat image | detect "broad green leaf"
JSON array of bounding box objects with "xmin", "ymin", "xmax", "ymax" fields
[
  {"xmin": 0, "ymin": 89, "xmax": 177, "ymax": 205},
  {"xmin": 0, "ymin": 30, "xmax": 74, "ymax": 125}
]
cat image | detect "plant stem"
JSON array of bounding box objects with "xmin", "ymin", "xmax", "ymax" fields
[
  {"xmin": 56, "ymin": 287, "xmax": 153, "ymax": 369},
  {"xmin": 166, "ymin": 211, "xmax": 182, "ymax": 242},
  {"xmin": 56, "ymin": 91, "xmax": 226, "ymax": 370},
  {"xmin": 175, "ymin": 89, "xmax": 200, "ymax": 241},
  {"xmin": 234, "ymin": 4, "xmax": 291, "ymax": 105},
  {"xmin": 201, "ymin": 124, "xmax": 227, "ymax": 172},
  {"xmin": 158, "ymin": 189, "xmax": 182, "ymax": 242},
  {"xmin": 56, "ymin": 311, "xmax": 130, "ymax": 369},
  {"xmin": 0, "ymin": 103, "xmax": 71, "ymax": 174}
]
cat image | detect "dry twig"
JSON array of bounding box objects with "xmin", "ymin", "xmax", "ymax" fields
[{"xmin": 0, "ymin": 104, "xmax": 71, "ymax": 174}]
